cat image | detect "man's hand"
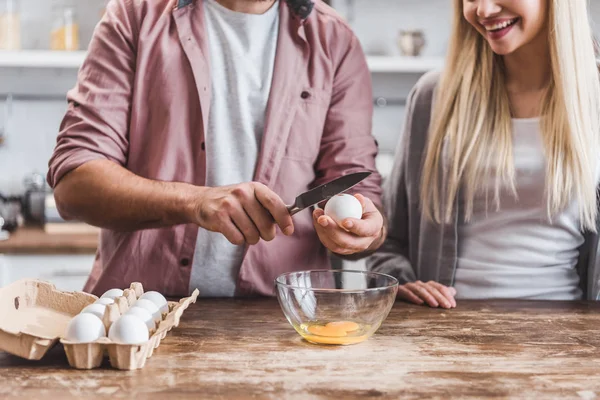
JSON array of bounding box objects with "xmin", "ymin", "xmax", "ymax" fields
[
  {"xmin": 190, "ymin": 182, "xmax": 294, "ymax": 246},
  {"xmin": 398, "ymin": 281, "xmax": 457, "ymax": 309},
  {"xmin": 312, "ymin": 194, "xmax": 384, "ymax": 255}
]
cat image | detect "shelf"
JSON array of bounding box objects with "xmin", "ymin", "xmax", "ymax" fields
[
  {"xmin": 0, "ymin": 50, "xmax": 86, "ymax": 68},
  {"xmin": 367, "ymin": 56, "xmax": 444, "ymax": 73},
  {"xmin": 0, "ymin": 51, "xmax": 444, "ymax": 73},
  {"xmin": 0, "ymin": 52, "xmax": 443, "ymax": 97}
]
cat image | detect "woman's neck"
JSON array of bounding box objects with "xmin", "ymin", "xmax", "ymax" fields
[{"xmin": 502, "ymin": 34, "xmax": 552, "ymax": 93}]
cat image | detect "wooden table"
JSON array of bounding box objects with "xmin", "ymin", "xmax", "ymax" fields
[{"xmin": 1, "ymin": 299, "xmax": 599, "ymax": 399}]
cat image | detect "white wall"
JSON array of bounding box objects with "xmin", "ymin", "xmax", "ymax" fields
[
  {"xmin": 1, "ymin": 0, "xmax": 600, "ymax": 195},
  {"xmin": 0, "ymin": 0, "xmax": 104, "ymax": 194}
]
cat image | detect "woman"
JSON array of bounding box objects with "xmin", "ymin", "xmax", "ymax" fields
[{"xmin": 368, "ymin": 0, "xmax": 600, "ymax": 308}]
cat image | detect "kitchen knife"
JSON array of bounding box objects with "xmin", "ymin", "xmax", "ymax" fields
[{"xmin": 286, "ymin": 172, "xmax": 371, "ymax": 216}]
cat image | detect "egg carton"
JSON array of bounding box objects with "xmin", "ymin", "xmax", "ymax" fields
[
  {"xmin": 0, "ymin": 279, "xmax": 97, "ymax": 360},
  {"xmin": 61, "ymin": 282, "xmax": 199, "ymax": 370}
]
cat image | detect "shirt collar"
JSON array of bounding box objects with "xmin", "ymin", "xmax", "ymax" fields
[{"xmin": 176, "ymin": 0, "xmax": 314, "ymax": 21}]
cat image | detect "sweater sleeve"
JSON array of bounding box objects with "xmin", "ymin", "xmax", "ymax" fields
[{"xmin": 366, "ymin": 85, "xmax": 420, "ymax": 284}]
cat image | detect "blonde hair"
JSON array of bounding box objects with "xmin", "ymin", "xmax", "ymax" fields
[{"xmin": 421, "ymin": 0, "xmax": 600, "ymax": 231}]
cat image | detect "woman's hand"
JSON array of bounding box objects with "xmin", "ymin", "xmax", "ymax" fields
[{"xmin": 398, "ymin": 281, "xmax": 457, "ymax": 309}]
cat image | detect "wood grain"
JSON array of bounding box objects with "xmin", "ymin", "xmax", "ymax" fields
[
  {"xmin": 0, "ymin": 227, "xmax": 98, "ymax": 254},
  {"xmin": 0, "ymin": 299, "xmax": 599, "ymax": 399}
]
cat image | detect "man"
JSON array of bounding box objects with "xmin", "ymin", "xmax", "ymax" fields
[{"xmin": 47, "ymin": 0, "xmax": 385, "ymax": 297}]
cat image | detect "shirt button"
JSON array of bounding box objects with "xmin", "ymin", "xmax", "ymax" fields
[
  {"xmin": 301, "ymin": 91, "xmax": 310, "ymax": 99},
  {"xmin": 180, "ymin": 258, "xmax": 190, "ymax": 267},
  {"xmin": 201, "ymin": 142, "xmax": 206, "ymax": 151}
]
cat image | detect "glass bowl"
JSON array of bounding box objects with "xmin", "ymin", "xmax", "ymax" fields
[{"xmin": 275, "ymin": 270, "xmax": 398, "ymax": 345}]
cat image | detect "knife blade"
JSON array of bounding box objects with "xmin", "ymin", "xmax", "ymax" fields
[{"xmin": 286, "ymin": 171, "xmax": 371, "ymax": 216}]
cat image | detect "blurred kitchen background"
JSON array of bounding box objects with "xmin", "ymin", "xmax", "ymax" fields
[{"xmin": 1, "ymin": 0, "xmax": 600, "ymax": 291}]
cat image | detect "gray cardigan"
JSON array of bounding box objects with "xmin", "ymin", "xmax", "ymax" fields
[{"xmin": 367, "ymin": 71, "xmax": 600, "ymax": 300}]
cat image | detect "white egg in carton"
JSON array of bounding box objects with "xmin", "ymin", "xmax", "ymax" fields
[
  {"xmin": 60, "ymin": 282, "xmax": 199, "ymax": 370},
  {"xmin": 0, "ymin": 279, "xmax": 198, "ymax": 370}
]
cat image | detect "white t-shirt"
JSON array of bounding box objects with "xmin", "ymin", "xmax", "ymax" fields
[
  {"xmin": 190, "ymin": 0, "xmax": 280, "ymax": 297},
  {"xmin": 455, "ymin": 118, "xmax": 584, "ymax": 300}
]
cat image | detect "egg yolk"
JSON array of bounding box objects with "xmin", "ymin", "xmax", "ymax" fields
[
  {"xmin": 325, "ymin": 321, "xmax": 360, "ymax": 332},
  {"xmin": 307, "ymin": 324, "xmax": 347, "ymax": 337},
  {"xmin": 302, "ymin": 321, "xmax": 367, "ymax": 345}
]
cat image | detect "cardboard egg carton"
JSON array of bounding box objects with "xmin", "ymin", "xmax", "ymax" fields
[
  {"xmin": 0, "ymin": 279, "xmax": 198, "ymax": 370},
  {"xmin": 0, "ymin": 279, "xmax": 96, "ymax": 360},
  {"xmin": 61, "ymin": 282, "xmax": 199, "ymax": 370}
]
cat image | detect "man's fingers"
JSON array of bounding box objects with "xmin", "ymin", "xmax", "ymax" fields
[
  {"xmin": 220, "ymin": 218, "xmax": 246, "ymax": 246},
  {"xmin": 254, "ymin": 184, "xmax": 294, "ymax": 236},
  {"xmin": 341, "ymin": 216, "xmax": 380, "ymax": 237},
  {"xmin": 316, "ymin": 214, "xmax": 335, "ymax": 229},
  {"xmin": 313, "ymin": 208, "xmax": 325, "ymax": 220},
  {"xmin": 314, "ymin": 214, "xmax": 371, "ymax": 253},
  {"xmin": 243, "ymin": 201, "xmax": 278, "ymax": 241},
  {"xmin": 230, "ymin": 208, "xmax": 261, "ymax": 245},
  {"xmin": 338, "ymin": 195, "xmax": 381, "ymax": 237}
]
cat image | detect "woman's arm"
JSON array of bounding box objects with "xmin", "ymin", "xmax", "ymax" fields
[
  {"xmin": 366, "ymin": 88, "xmax": 418, "ymax": 283},
  {"xmin": 367, "ymin": 79, "xmax": 456, "ymax": 309}
]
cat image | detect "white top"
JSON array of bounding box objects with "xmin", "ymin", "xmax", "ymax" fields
[
  {"xmin": 454, "ymin": 118, "xmax": 584, "ymax": 300},
  {"xmin": 190, "ymin": 0, "xmax": 280, "ymax": 297}
]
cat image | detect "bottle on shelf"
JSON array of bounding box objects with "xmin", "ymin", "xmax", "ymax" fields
[
  {"xmin": 0, "ymin": 0, "xmax": 21, "ymax": 50},
  {"xmin": 50, "ymin": 5, "xmax": 79, "ymax": 51}
]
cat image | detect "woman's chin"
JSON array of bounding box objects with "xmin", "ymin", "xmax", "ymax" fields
[{"xmin": 487, "ymin": 42, "xmax": 520, "ymax": 56}]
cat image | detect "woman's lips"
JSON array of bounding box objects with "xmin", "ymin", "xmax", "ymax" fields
[{"xmin": 483, "ymin": 17, "xmax": 520, "ymax": 41}]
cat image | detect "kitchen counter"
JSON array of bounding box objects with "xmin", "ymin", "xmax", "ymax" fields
[
  {"xmin": 1, "ymin": 299, "xmax": 599, "ymax": 399},
  {"xmin": 0, "ymin": 227, "xmax": 98, "ymax": 255}
]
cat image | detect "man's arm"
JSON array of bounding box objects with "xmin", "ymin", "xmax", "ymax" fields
[
  {"xmin": 49, "ymin": 1, "xmax": 189, "ymax": 231},
  {"xmin": 53, "ymin": 160, "xmax": 197, "ymax": 231},
  {"xmin": 55, "ymin": 160, "xmax": 294, "ymax": 244},
  {"xmin": 49, "ymin": 1, "xmax": 293, "ymax": 242},
  {"xmin": 48, "ymin": 0, "xmax": 141, "ymax": 226}
]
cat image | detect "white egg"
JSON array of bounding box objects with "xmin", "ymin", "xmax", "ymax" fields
[
  {"xmin": 64, "ymin": 313, "xmax": 106, "ymax": 343},
  {"xmin": 134, "ymin": 299, "xmax": 162, "ymax": 322},
  {"xmin": 125, "ymin": 306, "xmax": 156, "ymax": 331},
  {"xmin": 94, "ymin": 297, "xmax": 115, "ymax": 306},
  {"xmin": 80, "ymin": 303, "xmax": 107, "ymax": 320},
  {"xmin": 139, "ymin": 291, "xmax": 169, "ymax": 314},
  {"xmin": 324, "ymin": 194, "xmax": 363, "ymax": 227},
  {"xmin": 108, "ymin": 315, "xmax": 150, "ymax": 344},
  {"xmin": 100, "ymin": 288, "xmax": 124, "ymax": 300}
]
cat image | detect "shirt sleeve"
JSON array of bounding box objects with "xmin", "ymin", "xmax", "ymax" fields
[
  {"xmin": 47, "ymin": 0, "xmax": 137, "ymax": 188},
  {"xmin": 312, "ymin": 28, "xmax": 383, "ymax": 208}
]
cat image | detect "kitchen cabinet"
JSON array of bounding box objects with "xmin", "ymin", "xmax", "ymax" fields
[
  {"xmin": 0, "ymin": 226, "xmax": 98, "ymax": 291},
  {"xmin": 0, "ymin": 254, "xmax": 94, "ymax": 291}
]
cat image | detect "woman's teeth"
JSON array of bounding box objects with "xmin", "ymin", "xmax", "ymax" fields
[{"xmin": 487, "ymin": 18, "xmax": 519, "ymax": 32}]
